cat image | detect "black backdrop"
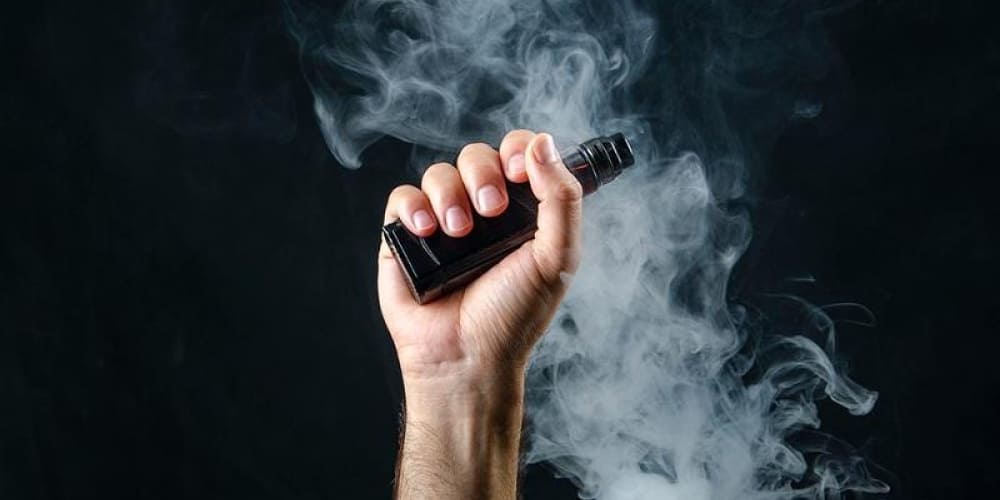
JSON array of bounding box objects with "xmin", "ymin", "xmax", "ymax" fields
[{"xmin": 3, "ymin": 1, "xmax": 998, "ymax": 498}]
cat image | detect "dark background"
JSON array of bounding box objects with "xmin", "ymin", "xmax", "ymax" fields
[{"xmin": 2, "ymin": 1, "xmax": 998, "ymax": 498}]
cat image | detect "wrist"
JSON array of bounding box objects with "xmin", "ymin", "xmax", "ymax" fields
[
  {"xmin": 403, "ymin": 354, "xmax": 525, "ymax": 397},
  {"xmin": 396, "ymin": 365, "xmax": 526, "ymax": 499},
  {"xmin": 403, "ymin": 365, "xmax": 525, "ymax": 421},
  {"xmin": 397, "ymin": 337, "xmax": 530, "ymax": 400}
]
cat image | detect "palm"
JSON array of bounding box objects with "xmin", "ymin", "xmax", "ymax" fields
[
  {"xmin": 380, "ymin": 241, "xmax": 555, "ymax": 372},
  {"xmin": 376, "ymin": 131, "xmax": 580, "ymax": 378}
]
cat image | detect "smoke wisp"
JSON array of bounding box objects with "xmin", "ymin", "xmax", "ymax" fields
[{"xmin": 286, "ymin": 0, "xmax": 888, "ymax": 498}]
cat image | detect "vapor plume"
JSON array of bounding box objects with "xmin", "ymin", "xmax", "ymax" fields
[{"xmin": 286, "ymin": 0, "xmax": 888, "ymax": 498}]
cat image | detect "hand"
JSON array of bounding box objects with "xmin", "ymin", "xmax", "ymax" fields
[
  {"xmin": 377, "ymin": 130, "xmax": 583, "ymax": 499},
  {"xmin": 378, "ymin": 130, "xmax": 583, "ymax": 385}
]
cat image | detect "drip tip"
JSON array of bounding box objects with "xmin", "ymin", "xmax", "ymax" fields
[
  {"xmin": 576, "ymin": 132, "xmax": 635, "ymax": 187},
  {"xmin": 610, "ymin": 132, "xmax": 635, "ymax": 169}
]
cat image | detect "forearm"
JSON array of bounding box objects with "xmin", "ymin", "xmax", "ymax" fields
[
  {"xmin": 395, "ymin": 368, "xmax": 525, "ymax": 500},
  {"xmin": 379, "ymin": 131, "xmax": 583, "ymax": 498}
]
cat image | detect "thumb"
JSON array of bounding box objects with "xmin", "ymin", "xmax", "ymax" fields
[
  {"xmin": 524, "ymin": 133, "xmax": 583, "ymax": 283},
  {"xmin": 378, "ymin": 239, "xmax": 418, "ymax": 310}
]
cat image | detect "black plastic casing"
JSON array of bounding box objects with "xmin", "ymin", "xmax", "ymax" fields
[{"xmin": 382, "ymin": 133, "xmax": 635, "ymax": 304}]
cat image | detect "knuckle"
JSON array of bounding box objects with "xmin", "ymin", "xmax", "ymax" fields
[
  {"xmin": 389, "ymin": 184, "xmax": 414, "ymax": 198},
  {"xmin": 421, "ymin": 162, "xmax": 456, "ymax": 188},
  {"xmin": 459, "ymin": 142, "xmax": 493, "ymax": 158},
  {"xmin": 504, "ymin": 129, "xmax": 534, "ymax": 142},
  {"xmin": 500, "ymin": 129, "xmax": 535, "ymax": 153},
  {"xmin": 534, "ymin": 244, "xmax": 580, "ymax": 288},
  {"xmin": 422, "ymin": 168, "xmax": 467, "ymax": 205},
  {"xmin": 424, "ymin": 162, "xmax": 455, "ymax": 178},
  {"xmin": 458, "ymin": 144, "xmax": 500, "ymax": 174},
  {"xmin": 387, "ymin": 184, "xmax": 417, "ymax": 207},
  {"xmin": 552, "ymin": 178, "xmax": 584, "ymax": 202}
]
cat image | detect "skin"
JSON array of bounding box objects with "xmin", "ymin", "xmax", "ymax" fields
[{"xmin": 377, "ymin": 130, "xmax": 583, "ymax": 499}]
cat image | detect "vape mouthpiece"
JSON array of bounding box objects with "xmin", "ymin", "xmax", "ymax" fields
[
  {"xmin": 383, "ymin": 133, "xmax": 635, "ymax": 303},
  {"xmin": 562, "ymin": 133, "xmax": 635, "ymax": 194}
]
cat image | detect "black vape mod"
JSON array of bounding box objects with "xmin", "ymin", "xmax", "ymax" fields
[{"xmin": 382, "ymin": 133, "xmax": 635, "ymax": 304}]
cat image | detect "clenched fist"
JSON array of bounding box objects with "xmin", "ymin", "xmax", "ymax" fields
[
  {"xmin": 376, "ymin": 130, "xmax": 584, "ymax": 499},
  {"xmin": 378, "ymin": 130, "xmax": 583, "ymax": 381}
]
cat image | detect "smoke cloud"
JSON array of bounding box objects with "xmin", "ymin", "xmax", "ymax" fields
[{"xmin": 286, "ymin": 0, "xmax": 888, "ymax": 498}]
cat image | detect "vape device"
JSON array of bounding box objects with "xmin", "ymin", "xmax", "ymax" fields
[{"xmin": 382, "ymin": 133, "xmax": 635, "ymax": 304}]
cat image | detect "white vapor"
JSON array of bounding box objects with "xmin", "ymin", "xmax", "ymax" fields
[{"xmin": 286, "ymin": 0, "xmax": 888, "ymax": 498}]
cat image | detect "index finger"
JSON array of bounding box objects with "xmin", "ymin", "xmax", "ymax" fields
[{"xmin": 498, "ymin": 129, "xmax": 535, "ymax": 183}]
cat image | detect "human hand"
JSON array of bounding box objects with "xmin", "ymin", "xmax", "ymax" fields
[
  {"xmin": 376, "ymin": 130, "xmax": 584, "ymax": 499},
  {"xmin": 377, "ymin": 130, "xmax": 583, "ymax": 387}
]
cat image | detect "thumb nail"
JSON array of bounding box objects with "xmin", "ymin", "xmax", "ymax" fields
[{"xmin": 535, "ymin": 134, "xmax": 561, "ymax": 166}]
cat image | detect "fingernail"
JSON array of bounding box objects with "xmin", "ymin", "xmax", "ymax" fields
[
  {"xmin": 411, "ymin": 209, "xmax": 434, "ymax": 231},
  {"xmin": 535, "ymin": 134, "xmax": 560, "ymax": 165},
  {"xmin": 506, "ymin": 153, "xmax": 525, "ymax": 176},
  {"xmin": 477, "ymin": 185, "xmax": 504, "ymax": 212},
  {"xmin": 445, "ymin": 206, "xmax": 470, "ymax": 233}
]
